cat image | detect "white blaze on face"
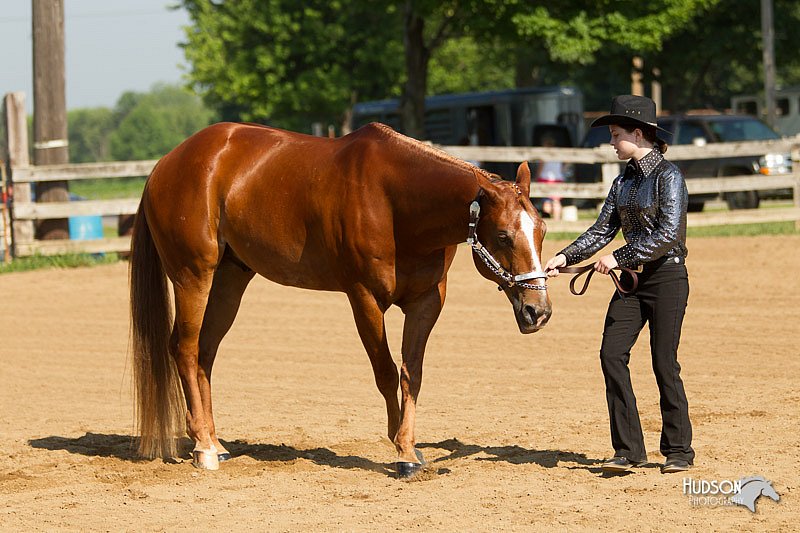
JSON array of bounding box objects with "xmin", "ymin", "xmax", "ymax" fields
[{"xmin": 519, "ymin": 210, "xmax": 543, "ymax": 273}]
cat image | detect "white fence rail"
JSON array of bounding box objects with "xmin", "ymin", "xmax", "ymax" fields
[{"xmin": 441, "ymin": 136, "xmax": 800, "ymax": 164}]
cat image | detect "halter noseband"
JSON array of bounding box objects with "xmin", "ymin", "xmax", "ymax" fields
[{"xmin": 466, "ymin": 194, "xmax": 548, "ymax": 292}]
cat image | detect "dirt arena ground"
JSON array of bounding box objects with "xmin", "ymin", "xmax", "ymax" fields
[{"xmin": 0, "ymin": 235, "xmax": 797, "ymax": 531}]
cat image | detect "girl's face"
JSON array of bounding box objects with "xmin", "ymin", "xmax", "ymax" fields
[{"xmin": 609, "ymin": 125, "xmax": 640, "ymax": 160}]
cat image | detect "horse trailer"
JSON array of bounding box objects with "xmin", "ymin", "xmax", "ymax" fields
[{"xmin": 351, "ymin": 86, "xmax": 584, "ymax": 179}]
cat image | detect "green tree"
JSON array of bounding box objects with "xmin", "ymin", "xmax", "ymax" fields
[
  {"xmin": 176, "ymin": 0, "xmax": 800, "ymax": 141},
  {"xmin": 67, "ymin": 107, "xmax": 115, "ymax": 163},
  {"xmin": 179, "ymin": 0, "xmax": 404, "ymax": 133},
  {"xmin": 109, "ymin": 84, "xmax": 217, "ymax": 160},
  {"xmin": 428, "ymin": 36, "xmax": 514, "ymax": 95},
  {"xmin": 508, "ymin": 1, "xmax": 800, "ymax": 113},
  {"xmin": 650, "ymin": 0, "xmax": 800, "ymax": 112},
  {"xmin": 511, "ymin": 1, "xmax": 718, "ymax": 65}
]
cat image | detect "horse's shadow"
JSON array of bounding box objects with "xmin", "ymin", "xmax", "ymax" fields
[
  {"xmin": 27, "ymin": 433, "xmax": 392, "ymax": 476},
  {"xmin": 418, "ymin": 438, "xmax": 610, "ymax": 473},
  {"xmin": 28, "ymin": 433, "xmax": 620, "ymax": 477},
  {"xmin": 224, "ymin": 439, "xmax": 391, "ymax": 475},
  {"xmin": 418, "ymin": 438, "xmax": 663, "ymax": 477},
  {"xmin": 28, "ymin": 433, "xmax": 139, "ymax": 461}
]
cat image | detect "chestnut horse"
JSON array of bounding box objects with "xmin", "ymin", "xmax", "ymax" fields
[{"xmin": 129, "ymin": 122, "xmax": 551, "ymax": 477}]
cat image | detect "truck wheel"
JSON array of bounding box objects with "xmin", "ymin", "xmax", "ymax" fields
[{"xmin": 725, "ymin": 191, "xmax": 760, "ymax": 210}]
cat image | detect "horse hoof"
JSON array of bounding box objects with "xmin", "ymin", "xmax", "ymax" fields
[
  {"xmin": 192, "ymin": 450, "xmax": 220, "ymax": 470},
  {"xmin": 396, "ymin": 450, "xmax": 426, "ymax": 479},
  {"xmin": 217, "ymin": 452, "xmax": 232, "ymax": 462},
  {"xmin": 396, "ymin": 461, "xmax": 424, "ymax": 479}
]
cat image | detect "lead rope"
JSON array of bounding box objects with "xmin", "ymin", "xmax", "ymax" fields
[{"xmin": 558, "ymin": 264, "xmax": 639, "ymax": 296}]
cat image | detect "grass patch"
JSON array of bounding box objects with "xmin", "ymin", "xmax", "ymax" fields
[
  {"xmin": 547, "ymin": 221, "xmax": 799, "ymax": 242},
  {"xmin": 69, "ymin": 176, "xmax": 147, "ymax": 200},
  {"xmin": 547, "ymin": 231, "xmax": 591, "ymax": 241},
  {"xmin": 0, "ymin": 253, "xmax": 120, "ymax": 275},
  {"xmin": 687, "ymin": 221, "xmax": 799, "ymax": 237}
]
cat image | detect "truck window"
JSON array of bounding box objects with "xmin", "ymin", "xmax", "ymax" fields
[
  {"xmin": 707, "ymin": 118, "xmax": 779, "ymax": 142},
  {"xmin": 777, "ymin": 98, "xmax": 790, "ymax": 117},
  {"xmin": 735, "ymin": 99, "xmax": 759, "ymax": 116},
  {"xmin": 676, "ymin": 122, "xmax": 708, "ymax": 145},
  {"xmin": 581, "ymin": 127, "xmax": 611, "ymax": 148},
  {"xmin": 658, "ymin": 119, "xmax": 675, "ymax": 135},
  {"xmin": 533, "ymin": 124, "xmax": 572, "ymax": 147}
]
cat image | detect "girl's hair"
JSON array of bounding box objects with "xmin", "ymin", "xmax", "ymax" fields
[{"xmin": 621, "ymin": 124, "xmax": 669, "ymax": 154}]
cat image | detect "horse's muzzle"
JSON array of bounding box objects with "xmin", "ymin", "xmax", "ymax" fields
[{"xmin": 517, "ymin": 303, "xmax": 551, "ymax": 333}]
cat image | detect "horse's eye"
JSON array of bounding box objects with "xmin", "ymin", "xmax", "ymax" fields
[{"xmin": 497, "ymin": 231, "xmax": 512, "ymax": 247}]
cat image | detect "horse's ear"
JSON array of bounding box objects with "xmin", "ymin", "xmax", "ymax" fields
[
  {"xmin": 472, "ymin": 168, "xmax": 502, "ymax": 204},
  {"xmin": 515, "ymin": 162, "xmax": 531, "ymax": 197}
]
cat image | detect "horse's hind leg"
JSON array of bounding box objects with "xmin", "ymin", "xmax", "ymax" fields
[
  {"xmin": 346, "ymin": 287, "xmax": 401, "ymax": 444},
  {"xmin": 170, "ymin": 269, "xmax": 219, "ymax": 469},
  {"xmin": 198, "ymin": 255, "xmax": 255, "ymax": 462}
]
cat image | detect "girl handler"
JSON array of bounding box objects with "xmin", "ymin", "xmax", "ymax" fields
[{"xmin": 545, "ymin": 95, "xmax": 694, "ymax": 474}]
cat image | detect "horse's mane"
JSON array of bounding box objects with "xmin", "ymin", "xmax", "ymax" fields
[
  {"xmin": 739, "ymin": 476, "xmax": 768, "ymax": 487},
  {"xmin": 365, "ymin": 122, "xmax": 497, "ymax": 181}
]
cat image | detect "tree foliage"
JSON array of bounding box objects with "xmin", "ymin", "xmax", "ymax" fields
[
  {"xmin": 109, "ymin": 84, "xmax": 216, "ymax": 160},
  {"xmin": 650, "ymin": 0, "xmax": 800, "ymax": 112},
  {"xmin": 511, "ymin": 1, "xmax": 718, "ymax": 64},
  {"xmin": 174, "ymin": 0, "xmax": 800, "ymax": 139},
  {"xmin": 67, "ymin": 107, "xmax": 115, "ymax": 163},
  {"xmin": 66, "ymin": 84, "xmax": 216, "ymax": 163},
  {"xmin": 428, "ymin": 37, "xmax": 515, "ymax": 95},
  {"xmin": 179, "ymin": 0, "xmax": 404, "ymax": 132}
]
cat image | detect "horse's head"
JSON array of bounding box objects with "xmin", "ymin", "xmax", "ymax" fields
[
  {"xmin": 469, "ymin": 162, "xmax": 551, "ymax": 333},
  {"xmin": 743, "ymin": 477, "xmax": 781, "ymax": 502}
]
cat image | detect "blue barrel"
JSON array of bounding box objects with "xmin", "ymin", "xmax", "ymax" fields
[{"xmin": 68, "ymin": 215, "xmax": 104, "ymax": 240}]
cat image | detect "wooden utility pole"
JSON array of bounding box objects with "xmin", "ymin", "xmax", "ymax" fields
[
  {"xmin": 32, "ymin": 0, "xmax": 70, "ymax": 240},
  {"xmin": 761, "ymin": 0, "xmax": 777, "ymax": 129}
]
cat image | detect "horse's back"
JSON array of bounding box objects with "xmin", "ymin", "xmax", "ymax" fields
[{"xmin": 144, "ymin": 122, "xmax": 400, "ymax": 291}]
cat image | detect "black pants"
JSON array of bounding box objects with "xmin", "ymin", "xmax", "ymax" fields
[{"xmin": 600, "ymin": 259, "xmax": 694, "ymax": 464}]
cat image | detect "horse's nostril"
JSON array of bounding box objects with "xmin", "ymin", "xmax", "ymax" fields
[{"xmin": 523, "ymin": 305, "xmax": 537, "ymax": 326}]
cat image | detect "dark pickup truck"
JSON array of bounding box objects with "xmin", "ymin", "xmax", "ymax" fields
[{"xmin": 574, "ymin": 114, "xmax": 792, "ymax": 211}]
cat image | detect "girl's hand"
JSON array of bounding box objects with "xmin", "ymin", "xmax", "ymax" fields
[
  {"xmin": 594, "ymin": 254, "xmax": 618, "ymax": 275},
  {"xmin": 545, "ymin": 254, "xmax": 567, "ymax": 277}
]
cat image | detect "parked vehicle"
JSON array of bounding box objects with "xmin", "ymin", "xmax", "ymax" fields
[
  {"xmin": 732, "ymin": 86, "xmax": 800, "ymax": 136},
  {"xmin": 351, "ymin": 85, "xmax": 584, "ymax": 180},
  {"xmin": 574, "ymin": 113, "xmax": 792, "ymax": 210}
]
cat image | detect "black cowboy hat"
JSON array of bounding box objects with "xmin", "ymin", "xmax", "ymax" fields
[{"xmin": 590, "ymin": 95, "xmax": 671, "ymax": 137}]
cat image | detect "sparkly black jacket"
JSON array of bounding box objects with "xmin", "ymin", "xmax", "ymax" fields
[{"xmin": 559, "ymin": 149, "xmax": 688, "ymax": 269}]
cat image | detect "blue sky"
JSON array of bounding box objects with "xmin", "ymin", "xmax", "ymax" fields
[{"xmin": 0, "ymin": 0, "xmax": 190, "ymax": 112}]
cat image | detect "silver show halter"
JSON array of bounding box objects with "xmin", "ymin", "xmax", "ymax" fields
[{"xmin": 466, "ymin": 199, "xmax": 548, "ymax": 291}]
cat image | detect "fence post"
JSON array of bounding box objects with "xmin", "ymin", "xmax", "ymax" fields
[
  {"xmin": 601, "ymin": 162, "xmax": 619, "ymax": 185},
  {"xmin": 3, "ymin": 92, "xmax": 34, "ymax": 255},
  {"xmin": 0, "ymin": 164, "xmax": 10, "ymax": 263},
  {"xmin": 794, "ymin": 176, "xmax": 800, "ymax": 231}
]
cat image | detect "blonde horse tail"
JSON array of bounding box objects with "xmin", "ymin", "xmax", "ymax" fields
[{"xmin": 129, "ymin": 200, "xmax": 185, "ymax": 459}]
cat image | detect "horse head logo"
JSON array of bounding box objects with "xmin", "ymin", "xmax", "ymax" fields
[{"xmin": 730, "ymin": 476, "xmax": 780, "ymax": 512}]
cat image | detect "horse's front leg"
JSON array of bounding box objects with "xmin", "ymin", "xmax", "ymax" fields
[{"xmin": 395, "ymin": 281, "xmax": 446, "ymax": 478}]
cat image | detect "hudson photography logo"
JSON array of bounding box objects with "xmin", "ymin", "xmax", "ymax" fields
[{"xmin": 683, "ymin": 476, "xmax": 781, "ymax": 512}]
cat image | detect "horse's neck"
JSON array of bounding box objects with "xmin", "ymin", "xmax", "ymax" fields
[{"xmin": 393, "ymin": 164, "xmax": 480, "ymax": 252}]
